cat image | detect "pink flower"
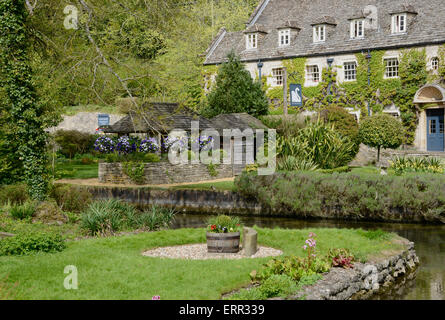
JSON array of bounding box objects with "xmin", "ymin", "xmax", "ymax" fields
[
  {"xmin": 309, "ymin": 232, "xmax": 316, "ymax": 238},
  {"xmin": 303, "ymin": 245, "xmax": 307, "ymax": 250},
  {"xmin": 152, "ymin": 296, "xmax": 160, "ymax": 300}
]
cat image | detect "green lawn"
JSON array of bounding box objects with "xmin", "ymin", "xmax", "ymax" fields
[
  {"xmin": 54, "ymin": 160, "xmax": 98, "ymax": 180},
  {"xmin": 0, "ymin": 227, "xmax": 402, "ymax": 300}
]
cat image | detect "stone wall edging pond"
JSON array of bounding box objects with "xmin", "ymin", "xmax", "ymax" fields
[{"xmin": 287, "ymin": 239, "xmax": 420, "ymax": 300}]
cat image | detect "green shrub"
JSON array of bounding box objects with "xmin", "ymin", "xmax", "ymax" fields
[
  {"xmin": 254, "ymin": 255, "xmax": 331, "ymax": 282},
  {"xmin": 144, "ymin": 153, "xmax": 161, "ymax": 163},
  {"xmin": 359, "ymin": 114, "xmax": 404, "ymax": 162},
  {"xmin": 54, "ymin": 130, "xmax": 96, "ymax": 158},
  {"xmin": 134, "ymin": 206, "xmax": 176, "ymax": 231},
  {"xmin": 277, "ymin": 156, "xmax": 318, "ymax": 172},
  {"xmin": 204, "ymin": 52, "xmax": 269, "ymax": 118},
  {"xmin": 318, "ymin": 166, "xmax": 350, "ymax": 174},
  {"xmin": 81, "ymin": 200, "xmax": 136, "ymax": 235},
  {"xmin": 50, "ymin": 184, "xmax": 92, "ymax": 212},
  {"xmin": 320, "ymin": 106, "xmax": 360, "ymax": 155},
  {"xmin": 235, "ymin": 171, "xmax": 445, "ymax": 223},
  {"xmin": 278, "ymin": 120, "xmax": 356, "ymax": 169},
  {"xmin": 259, "ymin": 274, "xmax": 297, "ymax": 298},
  {"xmin": 390, "ymin": 156, "xmax": 444, "ymax": 175},
  {"xmin": 0, "ymin": 233, "xmax": 66, "ymax": 256},
  {"xmin": 81, "ymin": 200, "xmax": 176, "ymax": 235},
  {"xmin": 0, "ymin": 184, "xmax": 29, "ymax": 205},
  {"xmin": 8, "ymin": 201, "xmax": 36, "ymax": 220}
]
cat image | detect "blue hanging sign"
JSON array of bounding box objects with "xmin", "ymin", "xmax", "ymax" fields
[{"xmin": 290, "ymin": 84, "xmax": 303, "ymax": 107}]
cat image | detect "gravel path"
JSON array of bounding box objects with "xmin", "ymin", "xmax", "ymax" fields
[{"xmin": 142, "ymin": 244, "xmax": 283, "ymax": 260}]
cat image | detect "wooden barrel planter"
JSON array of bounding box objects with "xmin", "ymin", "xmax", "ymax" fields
[{"xmin": 206, "ymin": 232, "xmax": 240, "ymax": 253}]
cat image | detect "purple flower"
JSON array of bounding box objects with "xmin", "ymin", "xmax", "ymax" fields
[
  {"xmin": 140, "ymin": 137, "xmax": 160, "ymax": 153},
  {"xmin": 152, "ymin": 296, "xmax": 160, "ymax": 300}
]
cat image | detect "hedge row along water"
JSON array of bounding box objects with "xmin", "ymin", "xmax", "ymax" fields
[{"xmin": 235, "ymin": 172, "xmax": 445, "ymax": 224}]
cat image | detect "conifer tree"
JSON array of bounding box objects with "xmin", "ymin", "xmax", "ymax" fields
[{"xmin": 205, "ymin": 52, "xmax": 268, "ymax": 118}]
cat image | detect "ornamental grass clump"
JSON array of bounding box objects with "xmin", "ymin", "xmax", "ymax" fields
[
  {"xmin": 207, "ymin": 215, "xmax": 242, "ymax": 233},
  {"xmin": 390, "ymin": 156, "xmax": 444, "ymax": 175}
]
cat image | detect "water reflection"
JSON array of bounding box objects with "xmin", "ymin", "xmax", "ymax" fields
[{"xmin": 172, "ymin": 214, "xmax": 445, "ymax": 300}]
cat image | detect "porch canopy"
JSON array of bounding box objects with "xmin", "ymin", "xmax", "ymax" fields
[{"xmin": 413, "ymin": 84, "xmax": 445, "ymax": 104}]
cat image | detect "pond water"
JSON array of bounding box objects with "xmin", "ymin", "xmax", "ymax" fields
[{"xmin": 171, "ymin": 214, "xmax": 445, "ymax": 300}]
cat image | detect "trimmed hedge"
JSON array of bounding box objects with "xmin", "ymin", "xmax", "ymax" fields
[{"xmin": 235, "ymin": 172, "xmax": 445, "ymax": 223}]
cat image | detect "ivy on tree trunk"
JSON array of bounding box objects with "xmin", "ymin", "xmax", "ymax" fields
[{"xmin": 0, "ymin": 0, "xmax": 48, "ymax": 200}]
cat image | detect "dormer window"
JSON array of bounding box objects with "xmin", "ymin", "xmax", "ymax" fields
[
  {"xmin": 350, "ymin": 19, "xmax": 364, "ymax": 39},
  {"xmin": 313, "ymin": 25, "xmax": 326, "ymax": 43},
  {"xmin": 246, "ymin": 33, "xmax": 257, "ymax": 50},
  {"xmin": 279, "ymin": 29, "xmax": 290, "ymax": 47},
  {"xmin": 391, "ymin": 14, "xmax": 407, "ymax": 34}
]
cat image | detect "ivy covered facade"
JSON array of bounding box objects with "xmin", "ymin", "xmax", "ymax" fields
[{"xmin": 204, "ymin": 0, "xmax": 445, "ymax": 152}]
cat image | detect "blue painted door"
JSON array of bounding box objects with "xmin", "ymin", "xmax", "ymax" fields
[{"xmin": 427, "ymin": 109, "xmax": 444, "ymax": 152}]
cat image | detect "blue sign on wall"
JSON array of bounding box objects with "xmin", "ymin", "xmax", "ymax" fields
[
  {"xmin": 98, "ymin": 114, "xmax": 110, "ymax": 127},
  {"xmin": 290, "ymin": 84, "xmax": 303, "ymax": 107}
]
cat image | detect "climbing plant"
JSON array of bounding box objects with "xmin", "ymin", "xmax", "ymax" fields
[
  {"xmin": 267, "ymin": 49, "xmax": 428, "ymax": 145},
  {"xmin": 0, "ymin": 0, "xmax": 49, "ymax": 199}
]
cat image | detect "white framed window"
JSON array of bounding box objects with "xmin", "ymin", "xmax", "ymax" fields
[
  {"xmin": 313, "ymin": 25, "xmax": 326, "ymax": 43},
  {"xmin": 391, "ymin": 14, "xmax": 407, "ymax": 34},
  {"xmin": 384, "ymin": 58, "xmax": 399, "ymax": 78},
  {"xmin": 350, "ymin": 19, "xmax": 364, "ymax": 39},
  {"xmin": 278, "ymin": 29, "xmax": 290, "ymax": 47},
  {"xmin": 344, "ymin": 62, "xmax": 357, "ymax": 81},
  {"xmin": 272, "ymin": 68, "xmax": 284, "ymax": 86},
  {"xmin": 431, "ymin": 57, "xmax": 440, "ymax": 70},
  {"xmin": 246, "ymin": 33, "xmax": 257, "ymax": 50},
  {"xmin": 306, "ymin": 65, "xmax": 321, "ymax": 83}
]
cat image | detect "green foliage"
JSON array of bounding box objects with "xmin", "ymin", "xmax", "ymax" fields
[
  {"xmin": 132, "ymin": 205, "xmax": 177, "ymax": 231},
  {"xmin": 235, "ymin": 171, "xmax": 445, "ymax": 223},
  {"xmin": 389, "ymin": 156, "xmax": 444, "ymax": 175},
  {"xmin": 204, "ymin": 52, "xmax": 269, "ymax": 118},
  {"xmin": 122, "ymin": 161, "xmax": 146, "ymax": 184},
  {"xmin": 277, "ymin": 156, "xmax": 318, "ymax": 172},
  {"xmin": 0, "ymin": 184, "xmax": 29, "ymax": 205},
  {"xmin": 278, "ymin": 120, "xmax": 357, "ymax": 169},
  {"xmin": 359, "ymin": 114, "xmax": 404, "ymax": 161},
  {"xmin": 8, "ymin": 201, "xmax": 37, "ymax": 220},
  {"xmin": 207, "ymin": 162, "xmax": 219, "ymax": 177},
  {"xmin": 355, "ymin": 229, "xmax": 390, "ymax": 241},
  {"xmin": 207, "ymin": 215, "xmax": 242, "ymax": 233},
  {"xmin": 0, "ymin": 232, "xmax": 66, "ymax": 256},
  {"xmin": 254, "ymin": 255, "xmax": 331, "ymax": 282},
  {"xmin": 320, "ymin": 105, "xmax": 360, "ymax": 155},
  {"xmin": 0, "ymin": 0, "xmax": 50, "ymax": 200},
  {"xmin": 50, "ymin": 184, "xmax": 93, "ymax": 213},
  {"xmin": 53, "ymin": 130, "xmax": 96, "ymax": 159},
  {"xmin": 259, "ymin": 274, "xmax": 298, "ymax": 298},
  {"xmin": 81, "ymin": 200, "xmax": 176, "ymax": 236}
]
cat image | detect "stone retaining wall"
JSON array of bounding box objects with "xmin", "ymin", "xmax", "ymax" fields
[
  {"xmin": 289, "ymin": 238, "xmax": 420, "ymax": 300},
  {"xmin": 99, "ymin": 162, "xmax": 234, "ymax": 185}
]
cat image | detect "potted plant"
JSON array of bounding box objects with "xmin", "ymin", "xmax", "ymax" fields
[{"xmin": 206, "ymin": 215, "xmax": 242, "ymax": 253}]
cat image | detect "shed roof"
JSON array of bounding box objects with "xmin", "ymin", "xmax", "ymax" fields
[{"xmin": 104, "ymin": 103, "xmax": 268, "ymax": 135}]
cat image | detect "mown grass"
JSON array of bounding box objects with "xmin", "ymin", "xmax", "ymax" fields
[
  {"xmin": 55, "ymin": 160, "xmax": 98, "ymax": 180},
  {"xmin": 0, "ymin": 227, "xmax": 402, "ymax": 300}
]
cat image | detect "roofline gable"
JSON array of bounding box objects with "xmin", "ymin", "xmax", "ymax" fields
[{"xmin": 246, "ymin": 0, "xmax": 271, "ymax": 27}]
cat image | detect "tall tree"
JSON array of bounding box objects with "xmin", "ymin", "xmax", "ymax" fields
[
  {"xmin": 204, "ymin": 52, "xmax": 269, "ymax": 118},
  {"xmin": 0, "ymin": 0, "xmax": 49, "ymax": 199}
]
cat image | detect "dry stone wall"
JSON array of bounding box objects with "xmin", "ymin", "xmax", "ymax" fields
[{"xmin": 99, "ymin": 162, "xmax": 234, "ymax": 185}]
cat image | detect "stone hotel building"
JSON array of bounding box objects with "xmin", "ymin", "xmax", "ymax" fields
[{"xmin": 204, "ymin": 0, "xmax": 445, "ymax": 152}]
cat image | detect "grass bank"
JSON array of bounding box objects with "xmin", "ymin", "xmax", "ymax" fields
[{"xmin": 0, "ymin": 227, "xmax": 401, "ymax": 300}]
